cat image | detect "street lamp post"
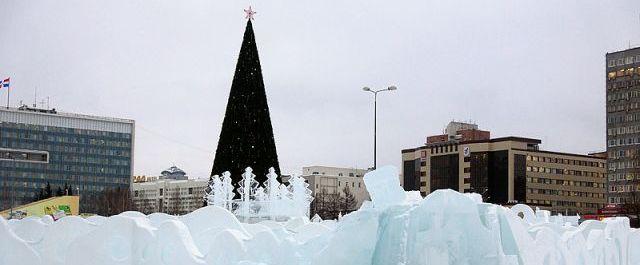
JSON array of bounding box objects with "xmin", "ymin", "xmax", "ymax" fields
[{"xmin": 362, "ymin": 85, "xmax": 397, "ymax": 170}]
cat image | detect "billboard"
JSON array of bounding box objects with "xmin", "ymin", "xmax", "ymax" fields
[{"xmin": 0, "ymin": 196, "xmax": 79, "ymax": 220}]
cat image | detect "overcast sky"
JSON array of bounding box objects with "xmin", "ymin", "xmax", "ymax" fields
[{"xmin": 1, "ymin": 1, "xmax": 639, "ymax": 178}]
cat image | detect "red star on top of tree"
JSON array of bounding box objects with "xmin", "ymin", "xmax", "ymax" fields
[{"xmin": 244, "ymin": 6, "xmax": 256, "ymax": 20}]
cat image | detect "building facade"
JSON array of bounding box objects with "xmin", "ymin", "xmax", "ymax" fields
[
  {"xmin": 402, "ymin": 122, "xmax": 607, "ymax": 215},
  {"xmin": 0, "ymin": 106, "xmax": 134, "ymax": 214},
  {"xmin": 606, "ymin": 47, "xmax": 640, "ymax": 205},
  {"xmin": 294, "ymin": 166, "xmax": 370, "ymax": 209},
  {"xmin": 131, "ymin": 166, "xmax": 206, "ymax": 215},
  {"xmin": 132, "ymin": 178, "xmax": 208, "ymax": 215}
]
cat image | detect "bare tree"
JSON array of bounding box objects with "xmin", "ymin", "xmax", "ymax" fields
[
  {"xmin": 89, "ymin": 187, "xmax": 134, "ymax": 216},
  {"xmin": 311, "ymin": 188, "xmax": 342, "ymax": 220},
  {"xmin": 340, "ymin": 186, "xmax": 357, "ymax": 214}
]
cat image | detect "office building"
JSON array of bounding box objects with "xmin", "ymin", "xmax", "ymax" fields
[
  {"xmin": 131, "ymin": 167, "xmax": 207, "ymax": 215},
  {"xmin": 0, "ymin": 105, "xmax": 134, "ymax": 214},
  {"xmin": 402, "ymin": 122, "xmax": 606, "ymax": 215},
  {"xmin": 605, "ymin": 47, "xmax": 640, "ymax": 205}
]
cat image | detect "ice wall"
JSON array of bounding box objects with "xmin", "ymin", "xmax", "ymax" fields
[{"xmin": 1, "ymin": 166, "xmax": 638, "ymax": 265}]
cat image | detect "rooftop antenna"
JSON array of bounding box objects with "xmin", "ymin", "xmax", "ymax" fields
[
  {"xmin": 38, "ymin": 98, "xmax": 47, "ymax": 109},
  {"xmin": 33, "ymin": 87, "xmax": 37, "ymax": 108}
]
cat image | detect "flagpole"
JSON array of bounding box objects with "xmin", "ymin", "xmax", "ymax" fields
[{"xmin": 6, "ymin": 83, "xmax": 9, "ymax": 109}]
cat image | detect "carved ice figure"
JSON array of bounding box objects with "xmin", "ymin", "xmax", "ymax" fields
[
  {"xmin": 263, "ymin": 167, "xmax": 281, "ymax": 219},
  {"xmin": 237, "ymin": 167, "xmax": 259, "ymax": 217},
  {"xmin": 255, "ymin": 187, "xmax": 267, "ymax": 201},
  {"xmin": 264, "ymin": 167, "xmax": 280, "ymax": 201},
  {"xmin": 288, "ymin": 175, "xmax": 313, "ymax": 217},
  {"xmin": 205, "ymin": 175, "xmax": 226, "ymax": 208},
  {"xmin": 278, "ymin": 183, "xmax": 292, "ymax": 216},
  {"xmin": 238, "ymin": 167, "xmax": 259, "ymax": 201},
  {"xmin": 221, "ymin": 171, "xmax": 235, "ymax": 211}
]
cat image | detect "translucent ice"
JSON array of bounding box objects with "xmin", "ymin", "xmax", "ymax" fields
[
  {"xmin": 2, "ymin": 165, "xmax": 638, "ymax": 265},
  {"xmin": 363, "ymin": 165, "xmax": 406, "ymax": 209}
]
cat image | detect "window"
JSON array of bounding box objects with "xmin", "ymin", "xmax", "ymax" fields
[
  {"xmin": 627, "ymin": 57, "xmax": 634, "ymax": 64},
  {"xmin": 618, "ymin": 58, "xmax": 624, "ymax": 65},
  {"xmin": 608, "ymin": 60, "xmax": 615, "ymax": 67},
  {"xmin": 188, "ymin": 188, "xmax": 193, "ymax": 194}
]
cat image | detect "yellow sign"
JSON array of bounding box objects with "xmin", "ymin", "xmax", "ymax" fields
[{"xmin": 0, "ymin": 196, "xmax": 79, "ymax": 219}]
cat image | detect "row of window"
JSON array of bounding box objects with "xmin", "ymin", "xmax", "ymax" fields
[
  {"xmin": 609, "ymin": 184, "xmax": 639, "ymax": 193},
  {"xmin": 1, "ymin": 132, "xmax": 131, "ymax": 148},
  {"xmin": 607, "ymin": 55, "xmax": 640, "ymax": 68},
  {"xmin": 526, "ymin": 155, "xmax": 604, "ymax": 168},
  {"xmin": 607, "ymin": 79, "xmax": 640, "ymax": 90},
  {"xmin": 606, "ymin": 101, "xmax": 640, "ymax": 113},
  {"xmin": 607, "ymin": 67, "xmax": 640, "ymax": 80},
  {"xmin": 608, "ymin": 149, "xmax": 634, "ymax": 159},
  {"xmin": 609, "ymin": 196, "xmax": 630, "ymax": 204},
  {"xmin": 607, "ymin": 113, "xmax": 640, "ymax": 125},
  {"xmin": 310, "ymin": 171, "xmax": 361, "ymax": 177},
  {"xmin": 607, "ymin": 137, "xmax": 640, "ymax": 148},
  {"xmin": 524, "ymin": 199, "xmax": 601, "ymax": 210},
  {"xmin": 527, "ymin": 176, "xmax": 604, "ymax": 188},
  {"xmin": 606, "ymin": 124, "xmax": 640, "ymax": 136},
  {"xmin": 606, "ymin": 89, "xmax": 640, "ymax": 103},
  {"xmin": 608, "ymin": 172, "xmax": 640, "ymax": 181},
  {"xmin": 0, "ymin": 171, "xmax": 129, "ymax": 183},
  {"xmin": 2, "ymin": 140, "xmax": 131, "ymax": 157},
  {"xmin": 2, "ymin": 123, "xmax": 132, "ymax": 139},
  {"xmin": 427, "ymin": 144, "xmax": 459, "ymax": 155},
  {"xmin": 526, "ymin": 188, "xmax": 604, "ymax": 198},
  {"xmin": 526, "ymin": 166, "xmax": 604, "ymax": 178},
  {"xmin": 607, "ymin": 160, "xmax": 639, "ymax": 171}
]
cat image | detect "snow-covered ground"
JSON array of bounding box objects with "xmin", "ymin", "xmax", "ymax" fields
[{"xmin": 1, "ymin": 165, "xmax": 639, "ymax": 265}]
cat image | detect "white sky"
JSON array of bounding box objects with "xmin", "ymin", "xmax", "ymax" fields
[{"xmin": 1, "ymin": 1, "xmax": 639, "ymax": 178}]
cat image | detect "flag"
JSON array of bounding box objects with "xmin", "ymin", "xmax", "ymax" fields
[{"xmin": 0, "ymin": 78, "xmax": 9, "ymax": 88}]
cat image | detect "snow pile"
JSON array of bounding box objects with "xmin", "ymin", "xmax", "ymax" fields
[{"xmin": 1, "ymin": 165, "xmax": 639, "ymax": 265}]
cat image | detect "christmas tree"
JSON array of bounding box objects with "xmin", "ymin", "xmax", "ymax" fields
[{"xmin": 211, "ymin": 13, "xmax": 280, "ymax": 189}]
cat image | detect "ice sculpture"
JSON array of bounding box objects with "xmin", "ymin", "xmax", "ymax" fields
[
  {"xmin": 207, "ymin": 166, "xmax": 313, "ymax": 222},
  {"xmin": 4, "ymin": 165, "xmax": 640, "ymax": 265},
  {"xmin": 204, "ymin": 175, "xmax": 225, "ymax": 208},
  {"xmin": 255, "ymin": 187, "xmax": 267, "ymax": 201},
  {"xmin": 363, "ymin": 165, "xmax": 405, "ymax": 209},
  {"xmin": 289, "ymin": 174, "xmax": 313, "ymax": 217},
  {"xmin": 221, "ymin": 171, "xmax": 235, "ymax": 211},
  {"xmin": 264, "ymin": 167, "xmax": 280, "ymax": 201}
]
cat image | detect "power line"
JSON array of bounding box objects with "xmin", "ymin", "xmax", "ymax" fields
[{"xmin": 136, "ymin": 125, "xmax": 214, "ymax": 155}]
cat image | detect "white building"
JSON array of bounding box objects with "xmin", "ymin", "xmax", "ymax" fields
[
  {"xmin": 298, "ymin": 166, "xmax": 370, "ymax": 208},
  {"xmin": 131, "ymin": 166, "xmax": 208, "ymax": 215}
]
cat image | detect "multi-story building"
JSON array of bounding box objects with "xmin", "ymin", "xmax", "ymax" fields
[
  {"xmin": 0, "ymin": 105, "xmax": 134, "ymax": 214},
  {"xmin": 605, "ymin": 47, "xmax": 640, "ymax": 205},
  {"xmin": 402, "ymin": 122, "xmax": 607, "ymax": 215},
  {"xmin": 131, "ymin": 166, "xmax": 207, "ymax": 215},
  {"xmin": 291, "ymin": 166, "xmax": 370, "ymax": 208}
]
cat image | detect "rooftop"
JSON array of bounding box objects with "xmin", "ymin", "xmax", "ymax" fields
[{"xmin": 0, "ymin": 105, "xmax": 134, "ymax": 124}]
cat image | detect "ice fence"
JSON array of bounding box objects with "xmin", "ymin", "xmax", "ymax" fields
[{"xmin": 1, "ymin": 165, "xmax": 639, "ymax": 265}]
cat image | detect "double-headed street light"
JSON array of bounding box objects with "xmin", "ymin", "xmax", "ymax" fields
[{"xmin": 362, "ymin": 85, "xmax": 397, "ymax": 170}]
